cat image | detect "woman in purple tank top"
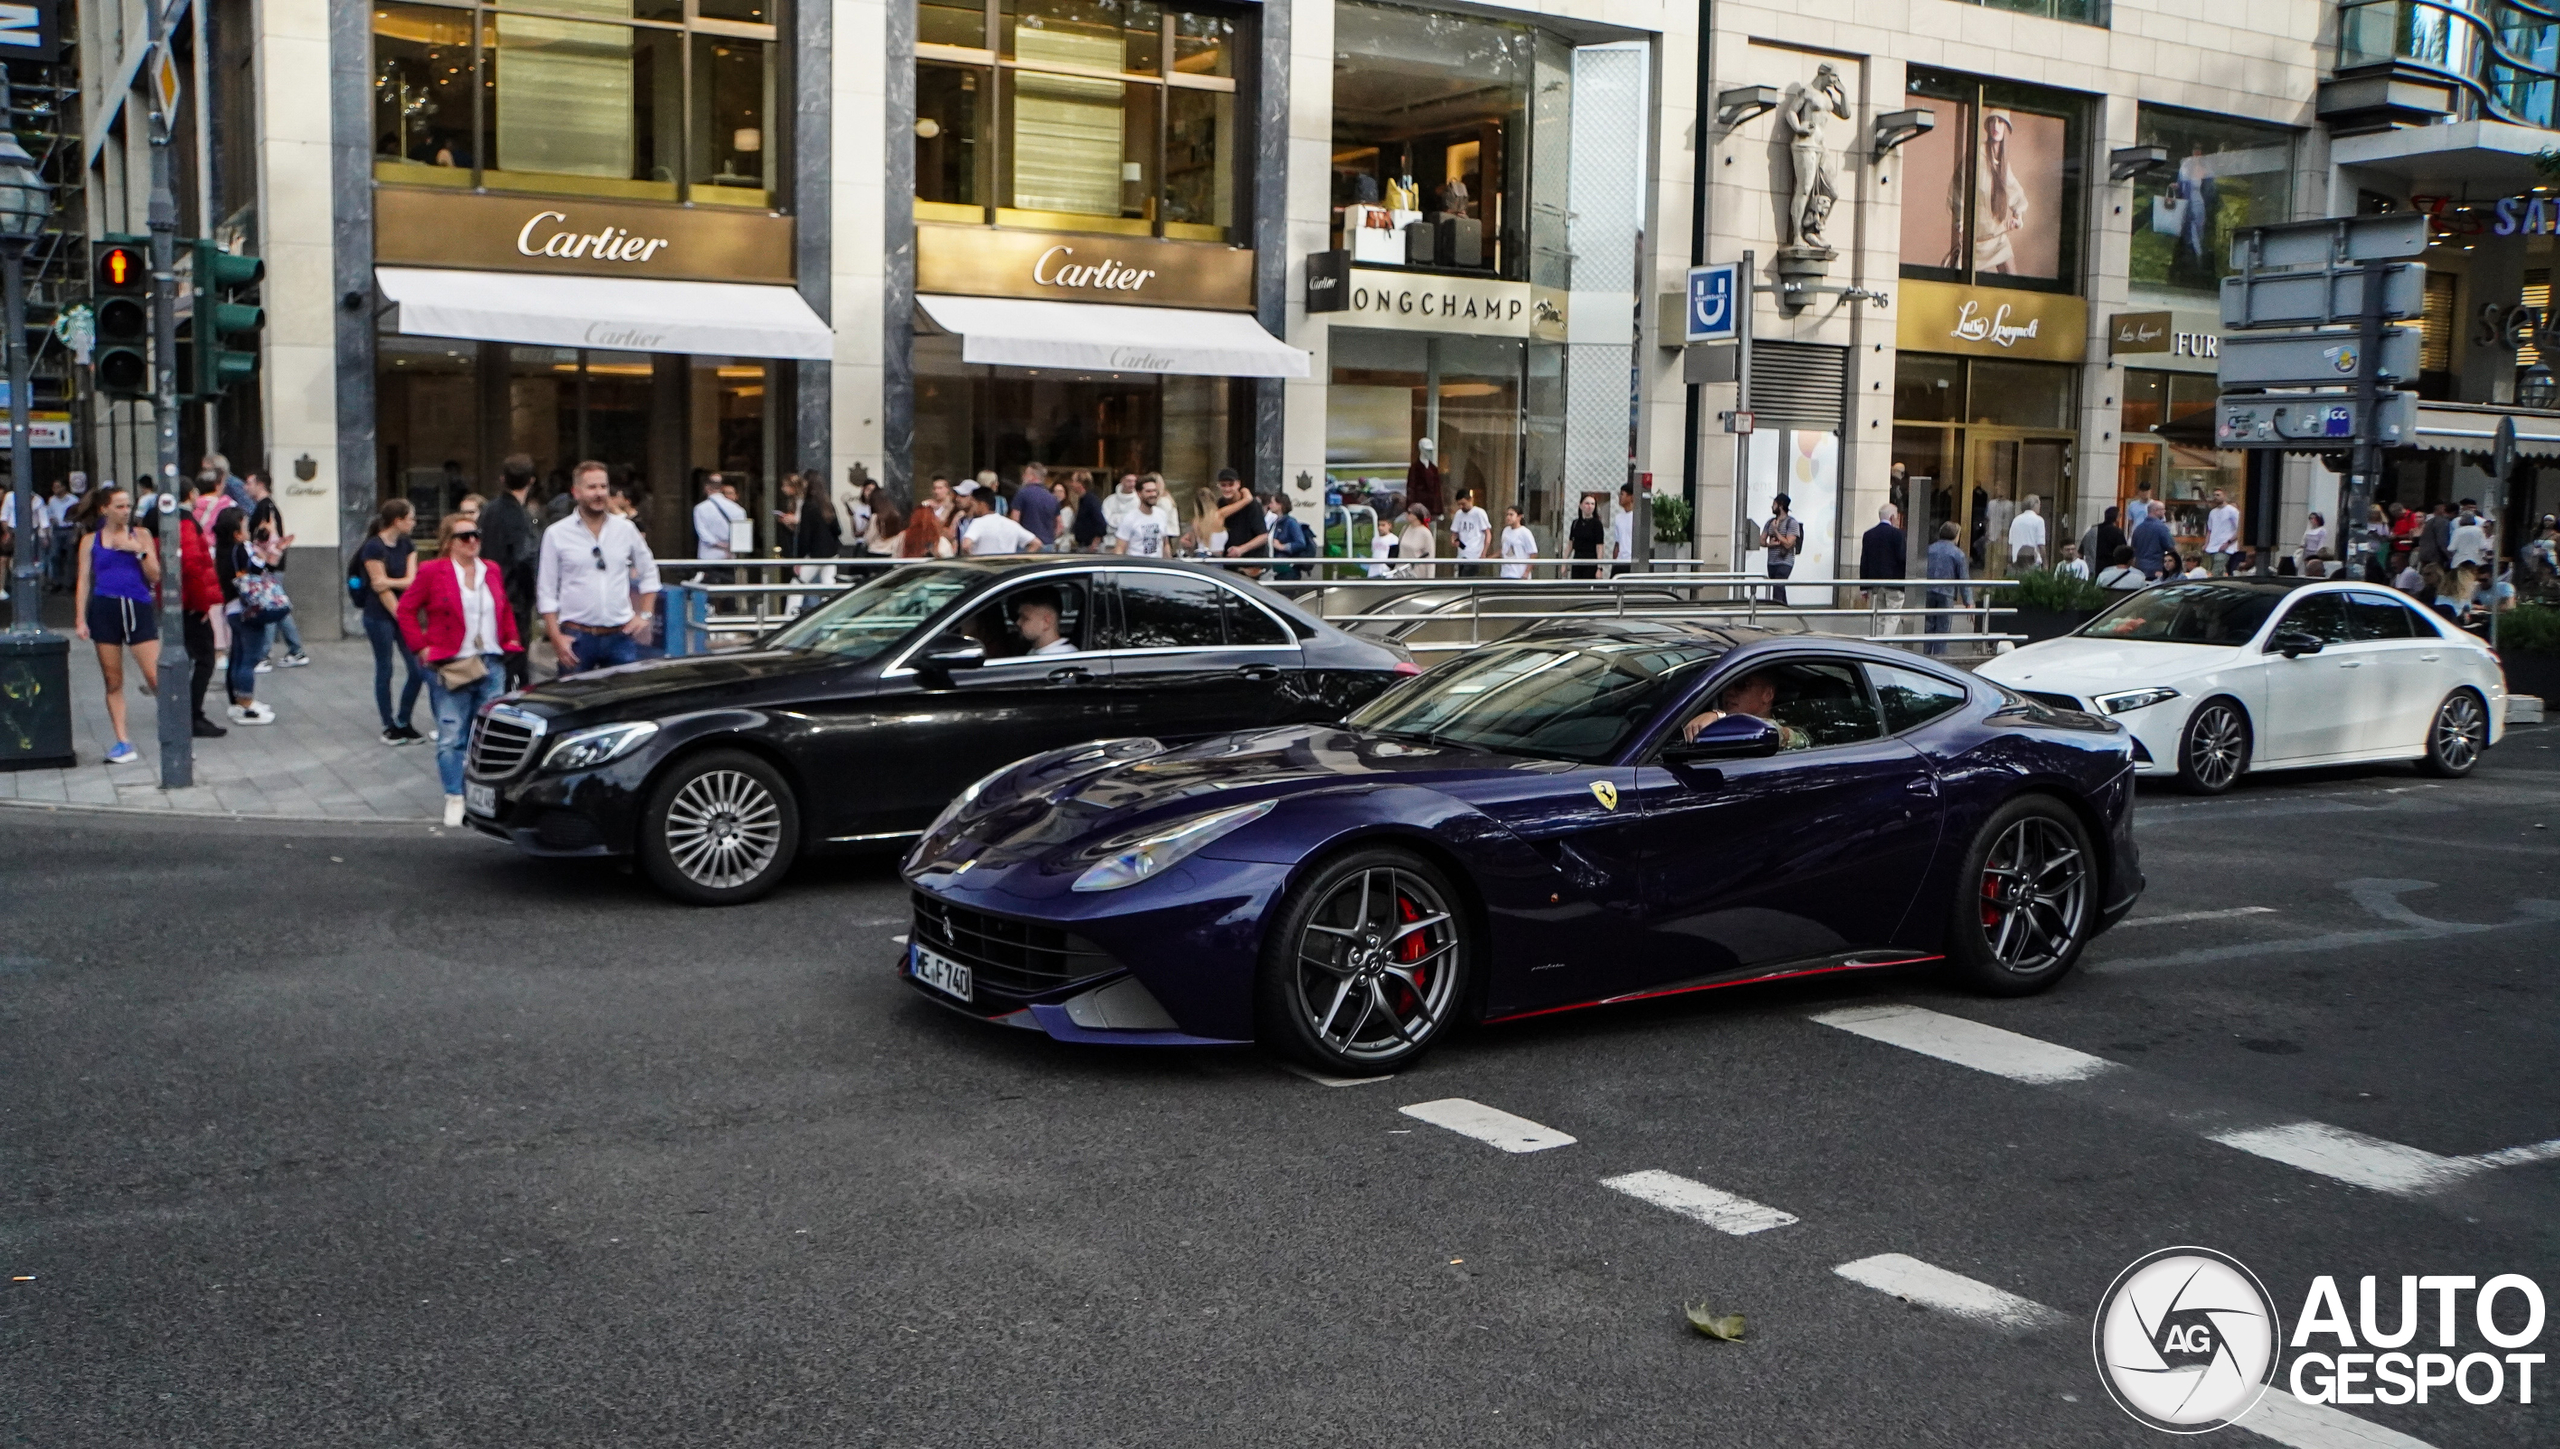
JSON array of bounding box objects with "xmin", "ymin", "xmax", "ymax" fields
[{"xmin": 71, "ymin": 485, "xmax": 163, "ymax": 766}]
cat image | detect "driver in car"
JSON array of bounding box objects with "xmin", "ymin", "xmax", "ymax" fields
[
  {"xmin": 1013, "ymin": 590, "xmax": 1076, "ymax": 655},
  {"xmin": 1680, "ymin": 671, "xmax": 1809, "ymax": 750}
]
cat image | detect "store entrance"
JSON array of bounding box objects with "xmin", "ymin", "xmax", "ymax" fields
[{"xmin": 1964, "ymin": 433, "xmax": 2071, "ymax": 578}]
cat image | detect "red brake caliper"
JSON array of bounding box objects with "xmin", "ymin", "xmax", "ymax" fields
[
  {"xmin": 1979, "ymin": 856, "xmax": 2004, "ymax": 929},
  {"xmin": 1394, "ymin": 893, "xmax": 1427, "ymax": 1009}
]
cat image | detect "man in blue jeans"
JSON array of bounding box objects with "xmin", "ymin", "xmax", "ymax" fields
[{"xmin": 537, "ymin": 460, "xmax": 661, "ymax": 675}]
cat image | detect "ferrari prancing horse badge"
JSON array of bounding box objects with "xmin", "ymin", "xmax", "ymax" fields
[{"xmin": 1590, "ymin": 780, "xmax": 1619, "ymax": 811}]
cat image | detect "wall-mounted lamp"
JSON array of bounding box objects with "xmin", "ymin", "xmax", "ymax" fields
[
  {"xmin": 2109, "ymin": 144, "xmax": 2170, "ymax": 181},
  {"xmin": 2521, "ymin": 363, "xmax": 2557, "ymax": 411},
  {"xmin": 1715, "ymin": 85, "xmax": 1780, "ymax": 130},
  {"xmin": 1872, "ymin": 108, "xmax": 1934, "ymax": 159}
]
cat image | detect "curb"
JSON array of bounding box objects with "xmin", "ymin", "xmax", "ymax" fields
[{"xmin": 0, "ymin": 796, "xmax": 441, "ymax": 827}]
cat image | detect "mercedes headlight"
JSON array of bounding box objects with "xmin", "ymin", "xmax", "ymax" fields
[
  {"xmin": 2095, "ymin": 687, "xmax": 2181, "ymax": 716},
  {"xmin": 540, "ymin": 720, "xmax": 660, "ymax": 772},
  {"xmin": 1072, "ymin": 800, "xmax": 1276, "ymax": 893}
]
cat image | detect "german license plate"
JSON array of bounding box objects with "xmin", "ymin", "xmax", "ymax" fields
[
  {"xmin": 465, "ymin": 783, "xmax": 496, "ymax": 817},
  {"xmin": 910, "ymin": 942, "xmax": 973, "ymax": 1002}
]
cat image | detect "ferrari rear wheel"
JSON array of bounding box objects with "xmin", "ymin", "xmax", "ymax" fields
[
  {"xmin": 1259, "ymin": 847, "xmax": 1468, "ymax": 1076},
  {"xmin": 1945, "ymin": 795, "xmax": 2095, "ymax": 996}
]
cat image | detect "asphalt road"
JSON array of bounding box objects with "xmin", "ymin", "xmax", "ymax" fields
[{"xmin": 4, "ymin": 731, "xmax": 2555, "ymax": 1447}]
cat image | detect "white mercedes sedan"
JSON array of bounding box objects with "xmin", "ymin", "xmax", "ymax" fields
[{"xmin": 1976, "ymin": 577, "xmax": 2505, "ymax": 794}]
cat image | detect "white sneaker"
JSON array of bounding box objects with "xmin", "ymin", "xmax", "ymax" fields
[
  {"xmin": 230, "ymin": 702, "xmax": 276, "ymax": 725},
  {"xmin": 253, "ymin": 659, "xmax": 274, "ymax": 674},
  {"xmin": 443, "ymin": 794, "xmax": 466, "ymax": 827},
  {"xmin": 213, "ymin": 652, "xmax": 227, "ymax": 670},
  {"xmin": 279, "ymin": 653, "xmax": 312, "ymax": 668}
]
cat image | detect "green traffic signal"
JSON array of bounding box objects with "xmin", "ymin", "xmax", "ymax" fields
[{"xmin": 190, "ymin": 239, "xmax": 262, "ymax": 400}]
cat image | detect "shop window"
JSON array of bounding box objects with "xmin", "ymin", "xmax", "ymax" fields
[
  {"xmin": 371, "ymin": 0, "xmax": 777, "ymax": 208},
  {"xmin": 2127, "ymin": 106, "xmax": 2293, "ymax": 297},
  {"xmin": 915, "ymin": 0, "xmax": 1243, "ymax": 241},
  {"xmin": 1967, "ymin": 359, "xmax": 2075, "ymax": 431},
  {"xmin": 1893, "ymin": 354, "xmax": 1962, "ymax": 423},
  {"xmin": 1329, "ymin": 0, "xmax": 1530, "ymax": 278},
  {"xmin": 1900, "ymin": 71, "xmax": 2085, "ymax": 294}
]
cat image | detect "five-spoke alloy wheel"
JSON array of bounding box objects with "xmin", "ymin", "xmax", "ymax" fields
[
  {"xmin": 639, "ymin": 748, "xmax": 801, "ymax": 905},
  {"xmin": 2176, "ymin": 698, "xmax": 2250, "ymax": 795},
  {"xmin": 2419, "ymin": 690, "xmax": 2487, "ymax": 778},
  {"xmin": 1260, "ymin": 847, "xmax": 1469, "ymax": 1075},
  {"xmin": 1947, "ymin": 796, "xmax": 2096, "ymax": 995}
]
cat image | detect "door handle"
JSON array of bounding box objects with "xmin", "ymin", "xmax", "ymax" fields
[
  {"xmin": 2419, "ymin": 653, "xmax": 2441, "ymax": 662},
  {"xmin": 2337, "ymin": 660, "xmax": 2364, "ymax": 669},
  {"xmin": 1047, "ymin": 666, "xmax": 1094, "ymax": 684},
  {"xmin": 1236, "ymin": 664, "xmax": 1282, "ymax": 682}
]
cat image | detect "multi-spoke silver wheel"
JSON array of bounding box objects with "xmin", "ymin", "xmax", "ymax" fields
[
  {"xmin": 2424, "ymin": 692, "xmax": 2486, "ymax": 776},
  {"xmin": 1290, "ymin": 863, "xmax": 1461, "ymax": 1068},
  {"xmin": 662, "ymin": 768, "xmax": 784, "ymax": 890},
  {"xmin": 1974, "ymin": 815, "xmax": 2091, "ymax": 976},
  {"xmin": 2180, "ymin": 701, "xmax": 2248, "ymax": 794}
]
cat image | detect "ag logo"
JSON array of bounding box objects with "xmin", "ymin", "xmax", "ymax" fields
[
  {"xmin": 2094, "ymin": 1247, "xmax": 2280, "ymax": 1433},
  {"xmin": 1589, "ymin": 780, "xmax": 1619, "ymax": 811}
]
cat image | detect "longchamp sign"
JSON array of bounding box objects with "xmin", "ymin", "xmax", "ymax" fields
[
  {"xmin": 916, "ymin": 224, "xmax": 1254, "ymax": 311},
  {"xmin": 374, "ymin": 187, "xmax": 795, "ymax": 283}
]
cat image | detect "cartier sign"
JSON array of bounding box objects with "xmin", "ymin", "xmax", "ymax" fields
[
  {"xmin": 917, "ymin": 224, "xmax": 1254, "ymax": 310},
  {"xmin": 1897, "ymin": 278, "xmax": 2087, "ymax": 364},
  {"xmin": 373, "ymin": 187, "xmax": 795, "ymax": 284}
]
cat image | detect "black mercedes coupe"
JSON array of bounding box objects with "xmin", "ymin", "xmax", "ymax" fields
[{"xmin": 460, "ymin": 558, "xmax": 1414, "ymax": 904}]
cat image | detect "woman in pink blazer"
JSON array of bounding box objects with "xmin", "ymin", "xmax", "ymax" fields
[{"xmin": 398, "ymin": 512, "xmax": 525, "ymax": 824}]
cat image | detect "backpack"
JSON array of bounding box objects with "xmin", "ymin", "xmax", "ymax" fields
[{"xmin": 346, "ymin": 539, "xmax": 378, "ymax": 612}]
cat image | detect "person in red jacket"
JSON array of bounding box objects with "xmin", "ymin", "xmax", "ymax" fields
[
  {"xmin": 397, "ymin": 512, "xmax": 525, "ymax": 824},
  {"xmin": 179, "ymin": 478, "xmax": 228, "ymax": 738}
]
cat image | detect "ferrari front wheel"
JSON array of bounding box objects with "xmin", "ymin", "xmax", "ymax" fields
[
  {"xmin": 1259, "ymin": 847, "xmax": 1468, "ymax": 1076},
  {"xmin": 1945, "ymin": 795, "xmax": 2095, "ymax": 996}
]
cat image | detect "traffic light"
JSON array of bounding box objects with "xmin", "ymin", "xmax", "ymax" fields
[
  {"xmin": 91, "ymin": 236, "xmax": 150, "ymax": 399},
  {"xmin": 189, "ymin": 239, "xmax": 263, "ymax": 399}
]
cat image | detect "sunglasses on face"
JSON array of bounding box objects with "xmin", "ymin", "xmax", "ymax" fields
[{"xmin": 452, "ymin": 531, "xmax": 481, "ymax": 542}]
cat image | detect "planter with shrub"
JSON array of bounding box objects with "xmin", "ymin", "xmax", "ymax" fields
[
  {"xmin": 1999, "ymin": 567, "xmax": 2110, "ymax": 642},
  {"xmin": 2497, "ymin": 600, "xmax": 2560, "ymax": 701}
]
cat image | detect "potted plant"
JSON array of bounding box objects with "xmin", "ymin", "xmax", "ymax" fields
[
  {"xmin": 2496, "ymin": 600, "xmax": 2560, "ymax": 703},
  {"xmin": 1650, "ymin": 494, "xmax": 1693, "ymax": 560},
  {"xmin": 2002, "ymin": 566, "xmax": 2110, "ymax": 642}
]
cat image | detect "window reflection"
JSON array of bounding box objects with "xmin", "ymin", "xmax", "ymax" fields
[
  {"xmin": 373, "ymin": 5, "xmax": 481, "ymax": 184},
  {"xmin": 1329, "ymin": 1, "xmax": 1529, "ymax": 276}
]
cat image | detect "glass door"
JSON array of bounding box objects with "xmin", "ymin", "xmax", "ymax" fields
[{"xmin": 1965, "ymin": 431, "xmax": 2070, "ymax": 579}]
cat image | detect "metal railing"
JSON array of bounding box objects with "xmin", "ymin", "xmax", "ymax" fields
[{"xmin": 656, "ymin": 553, "xmax": 2025, "ymax": 658}]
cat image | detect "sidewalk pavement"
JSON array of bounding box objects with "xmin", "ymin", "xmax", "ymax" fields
[{"xmin": 0, "ymin": 624, "xmax": 450, "ymax": 821}]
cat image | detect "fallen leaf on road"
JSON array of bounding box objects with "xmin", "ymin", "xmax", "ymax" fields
[{"xmin": 1685, "ymin": 1302, "xmax": 1745, "ymax": 1341}]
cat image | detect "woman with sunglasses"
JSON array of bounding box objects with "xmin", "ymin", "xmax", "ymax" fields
[
  {"xmin": 398, "ymin": 512, "xmax": 524, "ymax": 825},
  {"xmin": 69, "ymin": 485, "xmax": 163, "ymax": 765}
]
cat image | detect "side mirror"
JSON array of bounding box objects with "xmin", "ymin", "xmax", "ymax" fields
[
  {"xmin": 2271, "ymin": 630, "xmax": 2324, "ymax": 659},
  {"xmin": 920, "ymin": 641, "xmax": 986, "ymax": 673},
  {"xmin": 1662, "ymin": 713, "xmax": 1783, "ymax": 765}
]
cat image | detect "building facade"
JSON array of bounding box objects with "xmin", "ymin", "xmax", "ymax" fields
[{"xmin": 56, "ymin": 0, "xmax": 2560, "ymax": 613}]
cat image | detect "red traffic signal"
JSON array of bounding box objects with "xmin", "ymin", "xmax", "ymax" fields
[{"xmin": 95, "ymin": 244, "xmax": 144, "ymax": 292}]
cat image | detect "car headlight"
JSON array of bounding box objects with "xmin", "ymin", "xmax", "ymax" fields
[
  {"xmin": 1072, "ymin": 800, "xmax": 1276, "ymax": 893},
  {"xmin": 541, "ymin": 720, "xmax": 660, "ymax": 772},
  {"xmin": 2095, "ymin": 687, "xmax": 2181, "ymax": 716}
]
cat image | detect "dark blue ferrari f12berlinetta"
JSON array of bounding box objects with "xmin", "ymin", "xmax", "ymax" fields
[{"xmin": 900, "ymin": 621, "xmax": 2144, "ymax": 1075}]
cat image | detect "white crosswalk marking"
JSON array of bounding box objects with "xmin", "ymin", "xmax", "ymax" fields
[
  {"xmin": 1811, "ymin": 1003, "xmax": 2119, "ymax": 1085},
  {"xmin": 1398, "ymin": 1098, "xmax": 1576, "ymax": 1153},
  {"xmin": 1834, "ymin": 1254, "xmax": 2065, "ymax": 1330},
  {"xmin": 2207, "ymin": 1122, "xmax": 2484, "ymax": 1198},
  {"xmin": 1836, "ymin": 1255, "xmax": 2442, "ymax": 1449},
  {"xmin": 1601, "ymin": 1170, "xmax": 1798, "ymax": 1236},
  {"xmin": 2116, "ymin": 905, "xmax": 2278, "ymax": 928},
  {"xmin": 2474, "ymin": 1135, "xmax": 2560, "ymax": 1169}
]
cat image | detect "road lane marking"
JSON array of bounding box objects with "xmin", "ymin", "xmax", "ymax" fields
[
  {"xmin": 1810, "ymin": 1004, "xmax": 2119, "ymax": 1085},
  {"xmin": 2114, "ymin": 906, "xmax": 2277, "ymax": 928},
  {"xmin": 2093, "ymin": 878, "xmax": 2560, "ymax": 973},
  {"xmin": 2239, "ymin": 1389, "xmax": 2442, "ymax": 1449},
  {"xmin": 2474, "ymin": 1135, "xmax": 2560, "ymax": 1168},
  {"xmin": 1600, "ymin": 1170, "xmax": 1798, "ymax": 1236},
  {"xmin": 1836, "ymin": 1256, "xmax": 2440, "ymax": 1448},
  {"xmin": 1398, "ymin": 1099, "xmax": 1576, "ymax": 1153},
  {"xmin": 2207, "ymin": 1122, "xmax": 2484, "ymax": 1198},
  {"xmin": 1832, "ymin": 1254, "xmax": 2064, "ymax": 1330}
]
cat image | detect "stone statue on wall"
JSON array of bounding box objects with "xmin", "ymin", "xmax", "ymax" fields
[{"xmin": 1782, "ymin": 64, "xmax": 1851, "ymax": 255}]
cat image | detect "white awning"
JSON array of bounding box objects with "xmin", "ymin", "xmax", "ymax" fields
[
  {"xmin": 375, "ymin": 266, "xmax": 834, "ymax": 360},
  {"xmin": 916, "ymin": 294, "xmax": 1309, "ymax": 379},
  {"xmin": 2411, "ymin": 402, "xmax": 2560, "ymax": 458}
]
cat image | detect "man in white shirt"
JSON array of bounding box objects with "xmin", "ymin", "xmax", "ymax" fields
[
  {"xmin": 692, "ymin": 473, "xmax": 746, "ymax": 561},
  {"xmin": 1610, "ymin": 483, "xmax": 1636, "ymax": 574},
  {"xmin": 539, "ymin": 461, "xmax": 662, "ymax": 674},
  {"xmin": 2448, "ymin": 509, "xmax": 2491, "ymax": 569},
  {"xmin": 1448, "ymin": 487, "xmax": 1491, "ymax": 577},
  {"xmin": 1111, "ymin": 475, "xmax": 1181, "ymax": 558},
  {"xmin": 961, "ymin": 491, "xmax": 1041, "ymax": 556},
  {"xmin": 1498, "ymin": 506, "xmax": 1537, "ymax": 580},
  {"xmin": 2203, "ymin": 488, "xmax": 2240, "ymax": 574},
  {"xmin": 2006, "ymin": 494, "xmax": 2047, "ymax": 570},
  {"xmin": 1013, "ymin": 589, "xmax": 1076, "ymax": 655},
  {"xmin": 1101, "ymin": 473, "xmax": 1142, "ymax": 536}
]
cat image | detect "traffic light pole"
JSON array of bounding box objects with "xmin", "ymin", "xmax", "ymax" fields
[
  {"xmin": 2346, "ymin": 257, "xmax": 2388, "ymax": 584},
  {"xmin": 146, "ymin": 0, "xmax": 191, "ymax": 787}
]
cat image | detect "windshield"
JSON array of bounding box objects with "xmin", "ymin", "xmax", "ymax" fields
[
  {"xmin": 765, "ymin": 566, "xmax": 977, "ymax": 660},
  {"xmin": 1348, "ymin": 637, "xmax": 1727, "ymax": 763},
  {"xmin": 2075, "ymin": 583, "xmax": 2284, "ymax": 646}
]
